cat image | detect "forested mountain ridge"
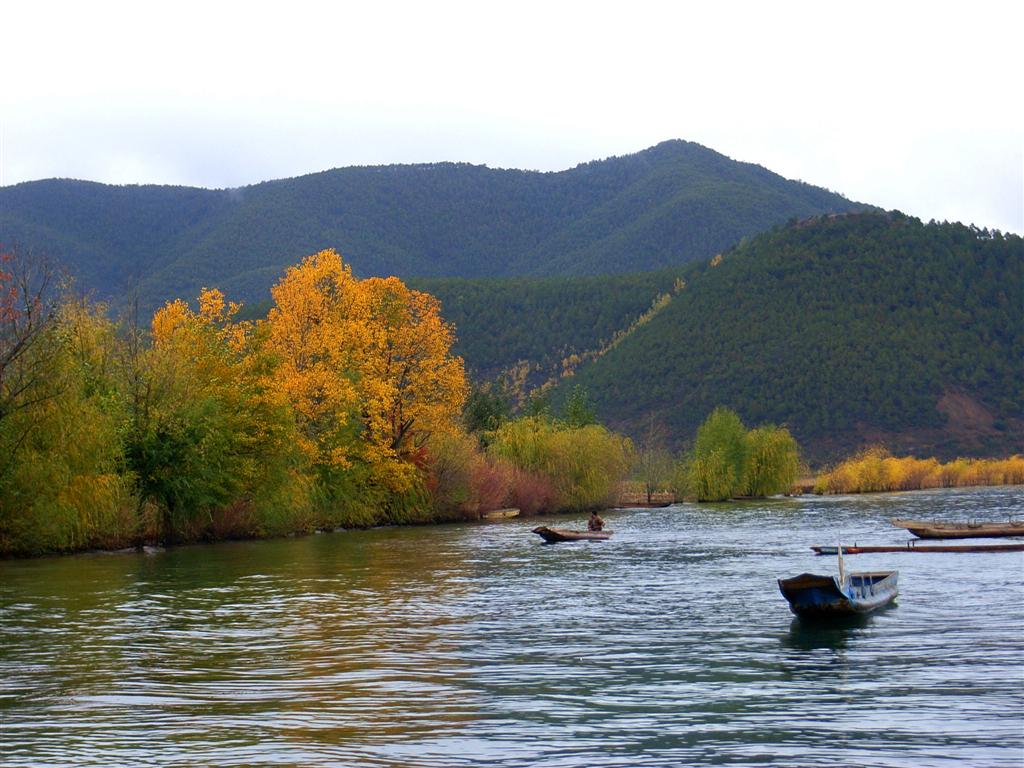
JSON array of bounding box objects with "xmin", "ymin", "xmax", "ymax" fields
[
  {"xmin": 544, "ymin": 212, "xmax": 1023, "ymax": 462},
  {"xmin": 409, "ymin": 268, "xmax": 696, "ymax": 386},
  {"xmin": 0, "ymin": 140, "xmax": 868, "ymax": 311}
]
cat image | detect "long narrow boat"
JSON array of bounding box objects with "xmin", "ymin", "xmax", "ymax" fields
[
  {"xmin": 813, "ymin": 542, "xmax": 1024, "ymax": 555},
  {"xmin": 890, "ymin": 518, "xmax": 1024, "ymax": 539},
  {"xmin": 532, "ymin": 526, "xmax": 613, "ymax": 543},
  {"xmin": 778, "ymin": 569, "xmax": 898, "ymax": 617},
  {"xmin": 481, "ymin": 507, "xmax": 520, "ymax": 520}
]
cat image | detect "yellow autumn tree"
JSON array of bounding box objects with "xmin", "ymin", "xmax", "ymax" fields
[
  {"xmin": 357, "ymin": 277, "xmax": 467, "ymax": 484},
  {"xmin": 264, "ymin": 250, "xmax": 467, "ymax": 492},
  {"xmin": 264, "ymin": 252, "xmax": 365, "ymax": 468}
]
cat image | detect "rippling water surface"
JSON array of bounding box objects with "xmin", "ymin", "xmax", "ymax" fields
[{"xmin": 2, "ymin": 486, "xmax": 1022, "ymax": 767}]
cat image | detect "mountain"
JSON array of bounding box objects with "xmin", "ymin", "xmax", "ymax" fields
[
  {"xmin": 542, "ymin": 213, "xmax": 1023, "ymax": 462},
  {"xmin": 0, "ymin": 141, "xmax": 868, "ymax": 311}
]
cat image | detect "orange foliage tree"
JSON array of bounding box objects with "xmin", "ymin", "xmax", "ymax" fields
[
  {"xmin": 264, "ymin": 252, "xmax": 365, "ymax": 468},
  {"xmin": 358, "ymin": 277, "xmax": 467, "ymax": 462},
  {"xmin": 264, "ymin": 250, "xmax": 467, "ymax": 491}
]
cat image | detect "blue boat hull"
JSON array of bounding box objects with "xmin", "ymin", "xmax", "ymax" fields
[{"xmin": 778, "ymin": 571, "xmax": 898, "ymax": 617}]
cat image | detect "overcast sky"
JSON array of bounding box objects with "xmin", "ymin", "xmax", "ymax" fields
[{"xmin": 3, "ymin": 1, "xmax": 1021, "ymax": 233}]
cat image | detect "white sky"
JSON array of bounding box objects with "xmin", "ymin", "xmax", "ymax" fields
[{"xmin": 3, "ymin": 0, "xmax": 1022, "ymax": 233}]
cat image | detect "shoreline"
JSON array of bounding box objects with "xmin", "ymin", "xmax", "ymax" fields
[{"xmin": 5, "ymin": 483, "xmax": 1022, "ymax": 562}]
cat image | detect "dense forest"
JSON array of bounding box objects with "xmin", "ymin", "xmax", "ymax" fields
[
  {"xmin": 0, "ymin": 140, "xmax": 867, "ymax": 313},
  {"xmin": 3, "ymin": 137, "xmax": 1019, "ymax": 471},
  {"xmin": 411, "ymin": 268, "xmax": 697, "ymax": 382},
  {"xmin": 3, "ymin": 211, "xmax": 1021, "ymax": 556},
  {"xmin": 549, "ymin": 213, "xmax": 1023, "ymax": 462}
]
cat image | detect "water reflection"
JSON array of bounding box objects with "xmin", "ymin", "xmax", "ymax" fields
[{"xmin": 782, "ymin": 614, "xmax": 873, "ymax": 651}]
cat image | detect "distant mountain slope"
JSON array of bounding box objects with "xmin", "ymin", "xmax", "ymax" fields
[
  {"xmin": 550, "ymin": 213, "xmax": 1024, "ymax": 462},
  {"xmin": 411, "ymin": 268, "xmax": 697, "ymax": 385},
  {"xmin": 0, "ymin": 140, "xmax": 868, "ymax": 311}
]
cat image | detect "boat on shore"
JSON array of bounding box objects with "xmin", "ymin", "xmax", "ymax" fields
[
  {"xmin": 813, "ymin": 542, "xmax": 1024, "ymax": 555},
  {"xmin": 613, "ymin": 501, "xmax": 672, "ymax": 509},
  {"xmin": 890, "ymin": 518, "xmax": 1024, "ymax": 539},
  {"xmin": 481, "ymin": 508, "xmax": 520, "ymax": 520},
  {"xmin": 532, "ymin": 526, "xmax": 613, "ymax": 543}
]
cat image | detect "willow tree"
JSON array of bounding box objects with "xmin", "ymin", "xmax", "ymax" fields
[
  {"xmin": 0, "ymin": 300, "xmax": 133, "ymax": 555},
  {"xmin": 688, "ymin": 407, "xmax": 748, "ymax": 501},
  {"xmin": 687, "ymin": 408, "xmax": 800, "ymax": 501},
  {"xmin": 487, "ymin": 417, "xmax": 631, "ymax": 512},
  {"xmin": 741, "ymin": 425, "xmax": 799, "ymax": 497}
]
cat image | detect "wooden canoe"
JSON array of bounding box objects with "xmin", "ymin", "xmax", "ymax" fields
[
  {"xmin": 778, "ymin": 570, "xmax": 898, "ymax": 617},
  {"xmin": 532, "ymin": 526, "xmax": 613, "ymax": 543},
  {"xmin": 890, "ymin": 518, "xmax": 1024, "ymax": 539}
]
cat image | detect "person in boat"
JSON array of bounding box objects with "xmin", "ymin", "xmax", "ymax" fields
[{"xmin": 588, "ymin": 510, "xmax": 605, "ymax": 531}]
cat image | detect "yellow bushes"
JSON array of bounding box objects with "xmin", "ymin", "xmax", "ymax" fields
[
  {"xmin": 486, "ymin": 417, "xmax": 632, "ymax": 513},
  {"xmin": 815, "ymin": 448, "xmax": 1024, "ymax": 494}
]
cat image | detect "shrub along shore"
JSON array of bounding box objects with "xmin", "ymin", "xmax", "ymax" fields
[{"xmin": 812, "ymin": 449, "xmax": 1024, "ymax": 495}]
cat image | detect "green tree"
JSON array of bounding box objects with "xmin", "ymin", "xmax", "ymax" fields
[
  {"xmin": 563, "ymin": 384, "xmax": 597, "ymax": 427},
  {"xmin": 741, "ymin": 425, "xmax": 799, "ymax": 497},
  {"xmin": 487, "ymin": 417, "xmax": 630, "ymax": 512},
  {"xmin": 123, "ymin": 289, "xmax": 305, "ymax": 542},
  {"xmin": 0, "ymin": 300, "xmax": 134, "ymax": 555},
  {"xmin": 463, "ymin": 382, "xmax": 513, "ymax": 438},
  {"xmin": 688, "ymin": 407, "xmax": 747, "ymax": 501}
]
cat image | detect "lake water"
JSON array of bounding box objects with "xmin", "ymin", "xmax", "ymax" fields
[{"xmin": 1, "ymin": 486, "xmax": 1022, "ymax": 767}]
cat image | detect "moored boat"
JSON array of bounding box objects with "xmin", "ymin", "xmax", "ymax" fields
[
  {"xmin": 890, "ymin": 518, "xmax": 1024, "ymax": 539},
  {"xmin": 778, "ymin": 570, "xmax": 898, "ymax": 617},
  {"xmin": 532, "ymin": 526, "xmax": 613, "ymax": 543},
  {"xmin": 779, "ymin": 548, "xmax": 897, "ymax": 617},
  {"xmin": 813, "ymin": 542, "xmax": 1024, "ymax": 555}
]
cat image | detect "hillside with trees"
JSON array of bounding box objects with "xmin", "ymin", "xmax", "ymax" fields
[
  {"xmin": 0, "ymin": 141, "xmax": 867, "ymax": 313},
  {"xmin": 548, "ymin": 213, "xmax": 1023, "ymax": 463},
  {"xmin": 410, "ymin": 267, "xmax": 697, "ymax": 383}
]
